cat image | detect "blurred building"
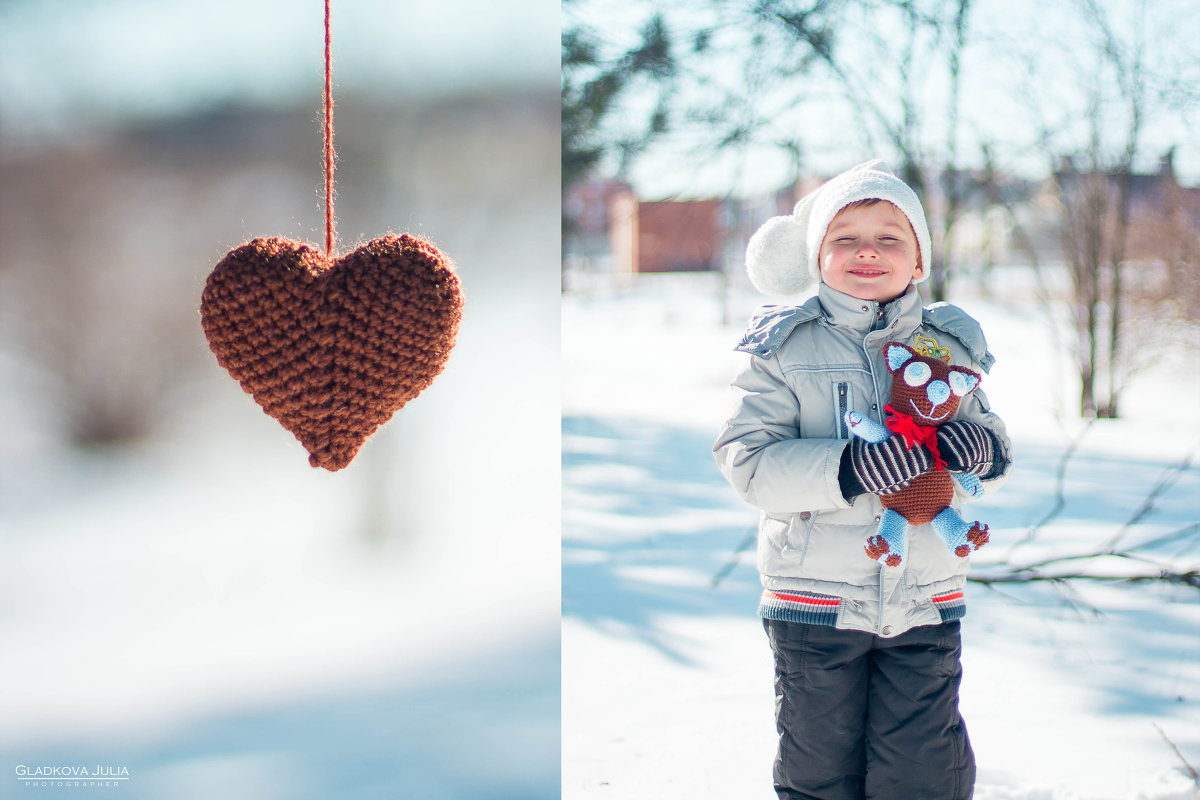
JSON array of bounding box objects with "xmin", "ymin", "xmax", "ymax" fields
[
  {"xmin": 1051, "ymin": 150, "xmax": 1200, "ymax": 308},
  {"xmin": 563, "ymin": 176, "xmax": 628, "ymax": 266},
  {"xmin": 564, "ymin": 178, "xmax": 772, "ymax": 279},
  {"xmin": 563, "ymin": 155, "xmax": 1199, "ymax": 294},
  {"xmin": 607, "ymin": 192, "xmax": 725, "ymax": 274}
]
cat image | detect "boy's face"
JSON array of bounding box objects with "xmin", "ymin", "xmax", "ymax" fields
[{"xmin": 817, "ymin": 201, "xmax": 922, "ymax": 302}]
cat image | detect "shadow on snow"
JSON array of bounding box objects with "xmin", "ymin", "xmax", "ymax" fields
[{"xmin": 2, "ymin": 637, "xmax": 560, "ymax": 800}]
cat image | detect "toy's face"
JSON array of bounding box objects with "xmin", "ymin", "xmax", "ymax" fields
[{"xmin": 885, "ymin": 342, "xmax": 980, "ymax": 424}]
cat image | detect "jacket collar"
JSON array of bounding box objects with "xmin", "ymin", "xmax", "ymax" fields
[{"xmin": 817, "ymin": 282, "xmax": 923, "ymax": 338}]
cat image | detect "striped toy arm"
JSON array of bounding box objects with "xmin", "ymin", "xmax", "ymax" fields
[{"xmin": 840, "ymin": 411, "xmax": 932, "ymax": 497}]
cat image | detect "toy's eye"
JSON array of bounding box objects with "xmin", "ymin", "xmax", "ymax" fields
[
  {"xmin": 949, "ymin": 371, "xmax": 978, "ymax": 396},
  {"xmin": 903, "ymin": 362, "xmax": 931, "ymax": 386}
]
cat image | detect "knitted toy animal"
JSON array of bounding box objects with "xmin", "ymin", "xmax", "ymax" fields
[{"xmin": 845, "ymin": 342, "xmax": 990, "ymax": 567}]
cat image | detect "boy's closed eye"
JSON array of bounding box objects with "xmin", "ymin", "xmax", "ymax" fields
[{"xmin": 832, "ymin": 234, "xmax": 901, "ymax": 244}]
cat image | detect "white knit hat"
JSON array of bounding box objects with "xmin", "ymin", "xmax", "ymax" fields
[{"xmin": 745, "ymin": 159, "xmax": 931, "ymax": 295}]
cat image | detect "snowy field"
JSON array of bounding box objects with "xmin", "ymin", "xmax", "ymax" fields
[{"xmin": 563, "ymin": 269, "xmax": 1200, "ymax": 800}]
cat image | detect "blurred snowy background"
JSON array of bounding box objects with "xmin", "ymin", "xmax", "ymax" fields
[{"xmin": 0, "ymin": 1, "xmax": 561, "ymax": 798}]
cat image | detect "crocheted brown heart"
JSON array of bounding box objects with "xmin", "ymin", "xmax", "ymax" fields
[{"xmin": 200, "ymin": 234, "xmax": 463, "ymax": 471}]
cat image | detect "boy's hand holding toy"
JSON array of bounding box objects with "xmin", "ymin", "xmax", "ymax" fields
[
  {"xmin": 846, "ymin": 436, "xmax": 934, "ymax": 496},
  {"xmin": 935, "ymin": 420, "xmax": 995, "ymax": 476}
]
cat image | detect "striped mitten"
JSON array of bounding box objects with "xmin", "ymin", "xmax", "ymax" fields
[
  {"xmin": 846, "ymin": 436, "xmax": 932, "ymax": 496},
  {"xmin": 936, "ymin": 421, "xmax": 995, "ymax": 477}
]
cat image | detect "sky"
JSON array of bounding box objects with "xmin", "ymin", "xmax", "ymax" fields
[
  {"xmin": 0, "ymin": 0, "xmax": 559, "ymax": 139},
  {"xmin": 7, "ymin": 0, "xmax": 1197, "ymax": 195},
  {"xmin": 566, "ymin": 0, "xmax": 1200, "ymax": 198}
]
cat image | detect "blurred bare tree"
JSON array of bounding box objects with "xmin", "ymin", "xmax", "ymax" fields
[
  {"xmin": 564, "ymin": 0, "xmax": 1200, "ymax": 421},
  {"xmin": 1000, "ymin": 0, "xmax": 1200, "ymax": 418},
  {"xmin": 561, "ymin": 0, "xmax": 998, "ymax": 300},
  {"xmin": 562, "ymin": 4, "xmax": 677, "ymax": 291},
  {"xmin": 562, "ymin": 0, "xmax": 834, "ymax": 190},
  {"xmin": 760, "ymin": 0, "xmax": 979, "ymax": 301},
  {"xmin": 0, "ymin": 144, "xmax": 205, "ymax": 444},
  {"xmin": 562, "ymin": 8, "xmax": 675, "ymax": 190}
]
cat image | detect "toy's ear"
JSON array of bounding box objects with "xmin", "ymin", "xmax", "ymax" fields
[
  {"xmin": 885, "ymin": 342, "xmax": 916, "ymax": 374},
  {"xmin": 948, "ymin": 367, "xmax": 981, "ymax": 396}
]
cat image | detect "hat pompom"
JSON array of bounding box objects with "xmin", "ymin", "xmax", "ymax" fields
[{"xmin": 745, "ymin": 214, "xmax": 812, "ymax": 296}]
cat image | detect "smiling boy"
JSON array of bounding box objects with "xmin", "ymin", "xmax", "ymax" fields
[
  {"xmin": 714, "ymin": 161, "xmax": 1012, "ymax": 799},
  {"xmin": 819, "ymin": 199, "xmax": 921, "ymax": 301}
]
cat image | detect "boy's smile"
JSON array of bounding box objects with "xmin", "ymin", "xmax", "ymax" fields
[{"xmin": 817, "ymin": 201, "xmax": 922, "ymax": 302}]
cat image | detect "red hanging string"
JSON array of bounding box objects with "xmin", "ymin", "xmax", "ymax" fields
[{"xmin": 323, "ymin": 0, "xmax": 337, "ymax": 256}]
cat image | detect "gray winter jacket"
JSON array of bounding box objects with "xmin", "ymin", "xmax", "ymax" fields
[{"xmin": 714, "ymin": 283, "xmax": 1012, "ymax": 638}]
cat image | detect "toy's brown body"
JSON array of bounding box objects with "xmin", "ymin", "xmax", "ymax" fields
[{"xmin": 880, "ymin": 470, "xmax": 953, "ymax": 527}]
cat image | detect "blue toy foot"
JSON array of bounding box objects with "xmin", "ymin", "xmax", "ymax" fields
[
  {"xmin": 931, "ymin": 508, "xmax": 990, "ymax": 557},
  {"xmin": 865, "ymin": 509, "xmax": 909, "ymax": 567}
]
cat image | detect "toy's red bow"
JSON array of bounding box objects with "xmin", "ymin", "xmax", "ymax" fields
[{"xmin": 885, "ymin": 405, "xmax": 947, "ymax": 470}]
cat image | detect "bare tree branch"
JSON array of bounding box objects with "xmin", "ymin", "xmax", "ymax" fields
[
  {"xmin": 1005, "ymin": 419, "xmax": 1095, "ymax": 555},
  {"xmin": 711, "ymin": 527, "xmax": 757, "ymax": 589},
  {"xmin": 970, "ymin": 566, "xmax": 1200, "ymax": 590},
  {"xmin": 1153, "ymin": 723, "xmax": 1200, "ymax": 784},
  {"xmin": 985, "ymin": 431, "xmax": 1200, "ymax": 593},
  {"xmin": 1104, "ymin": 442, "xmax": 1200, "ymax": 551}
]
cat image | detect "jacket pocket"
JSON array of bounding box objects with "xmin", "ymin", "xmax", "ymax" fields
[
  {"xmin": 782, "ymin": 510, "xmax": 820, "ymax": 566},
  {"xmin": 832, "ymin": 381, "xmax": 853, "ymax": 439}
]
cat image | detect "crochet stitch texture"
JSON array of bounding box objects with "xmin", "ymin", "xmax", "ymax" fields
[
  {"xmin": 200, "ymin": 234, "xmax": 463, "ymax": 471},
  {"xmin": 847, "ymin": 342, "xmax": 990, "ymax": 566}
]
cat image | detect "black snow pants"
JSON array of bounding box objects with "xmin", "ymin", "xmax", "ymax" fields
[{"xmin": 763, "ymin": 618, "xmax": 975, "ymax": 800}]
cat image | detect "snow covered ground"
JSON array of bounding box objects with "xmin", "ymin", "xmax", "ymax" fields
[{"xmin": 563, "ymin": 269, "xmax": 1200, "ymax": 800}]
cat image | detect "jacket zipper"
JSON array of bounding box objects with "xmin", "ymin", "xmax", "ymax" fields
[
  {"xmin": 862, "ymin": 329, "xmax": 885, "ymax": 422},
  {"xmin": 864, "ymin": 324, "xmax": 888, "ymax": 633},
  {"xmin": 836, "ymin": 382, "xmax": 849, "ymax": 439}
]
